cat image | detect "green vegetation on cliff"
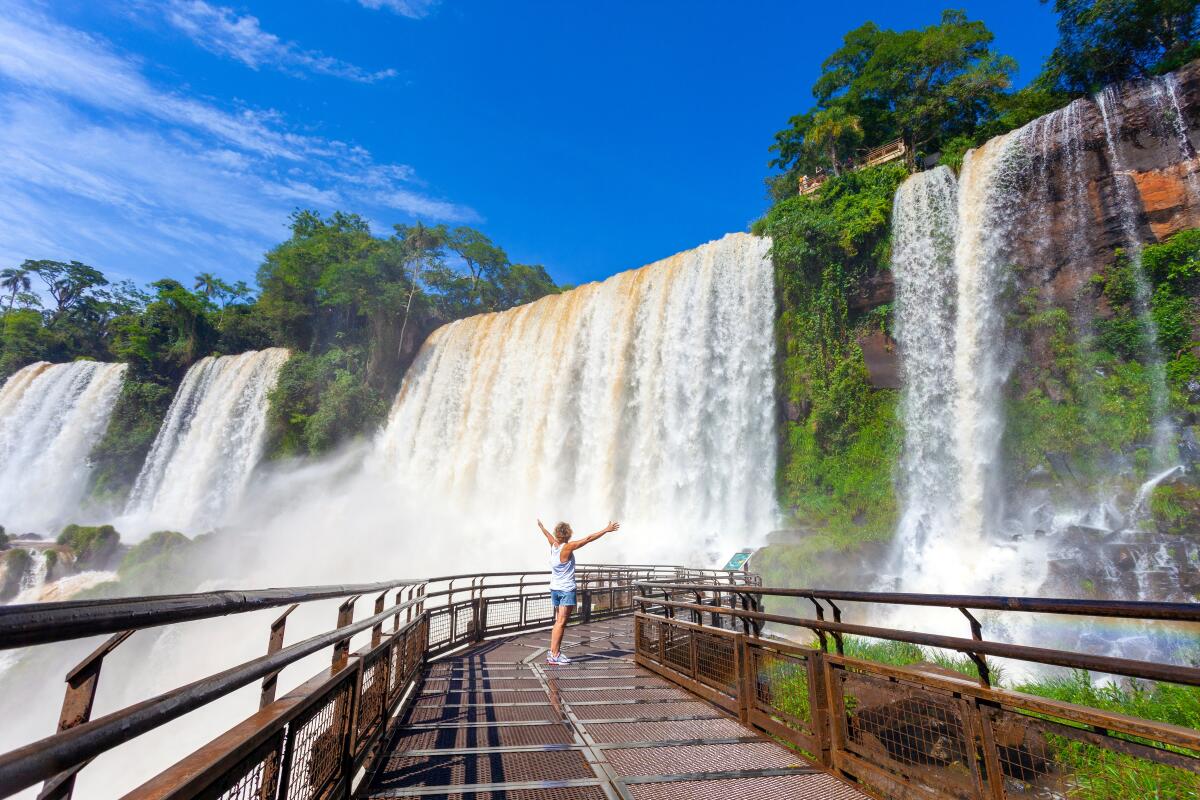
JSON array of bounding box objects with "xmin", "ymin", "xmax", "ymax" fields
[
  {"xmin": 57, "ymin": 524, "xmax": 121, "ymax": 570},
  {"xmin": 1002, "ymin": 228, "xmax": 1200, "ymax": 496},
  {"xmin": 754, "ymin": 163, "xmax": 907, "ymax": 559}
]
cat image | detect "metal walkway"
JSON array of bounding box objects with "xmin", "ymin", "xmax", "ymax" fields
[{"xmin": 362, "ymin": 617, "xmax": 868, "ymax": 799}]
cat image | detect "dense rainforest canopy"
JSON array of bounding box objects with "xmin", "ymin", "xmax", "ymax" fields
[{"xmin": 0, "ymin": 214, "xmax": 561, "ymax": 497}]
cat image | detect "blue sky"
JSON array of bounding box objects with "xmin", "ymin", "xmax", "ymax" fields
[{"xmin": 0, "ymin": 1, "xmax": 1059, "ymax": 289}]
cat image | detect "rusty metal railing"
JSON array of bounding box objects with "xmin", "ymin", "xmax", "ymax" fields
[
  {"xmin": 0, "ymin": 564, "xmax": 751, "ymax": 799},
  {"xmin": 633, "ymin": 582, "xmax": 1200, "ymax": 800}
]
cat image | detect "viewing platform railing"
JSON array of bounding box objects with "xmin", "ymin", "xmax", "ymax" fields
[
  {"xmin": 0, "ymin": 564, "xmax": 755, "ymax": 800},
  {"xmin": 633, "ymin": 582, "xmax": 1200, "ymax": 800}
]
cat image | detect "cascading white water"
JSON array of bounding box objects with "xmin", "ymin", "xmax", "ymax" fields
[
  {"xmin": 0, "ymin": 361, "xmax": 126, "ymax": 532},
  {"xmin": 891, "ymin": 167, "xmax": 961, "ymax": 583},
  {"xmin": 124, "ymin": 348, "xmax": 289, "ymax": 533},
  {"xmin": 951, "ymin": 132, "xmax": 1024, "ymax": 544},
  {"xmin": 1097, "ymin": 85, "xmax": 1179, "ymax": 470},
  {"xmin": 376, "ymin": 233, "xmax": 777, "ymax": 563}
]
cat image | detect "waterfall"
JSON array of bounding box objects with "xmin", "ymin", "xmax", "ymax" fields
[
  {"xmin": 376, "ymin": 233, "xmax": 777, "ymax": 561},
  {"xmin": 1097, "ymin": 85, "xmax": 1179, "ymax": 470},
  {"xmin": 892, "ymin": 167, "xmax": 960, "ymax": 581},
  {"xmin": 952, "ymin": 131, "xmax": 1024, "ymax": 543},
  {"xmin": 125, "ymin": 348, "xmax": 289, "ymax": 533},
  {"xmin": 0, "ymin": 361, "xmax": 126, "ymax": 532}
]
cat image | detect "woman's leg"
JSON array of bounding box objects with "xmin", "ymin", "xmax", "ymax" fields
[{"xmin": 550, "ymin": 604, "xmax": 571, "ymax": 654}]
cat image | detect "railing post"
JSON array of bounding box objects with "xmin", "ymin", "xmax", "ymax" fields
[
  {"xmin": 474, "ymin": 596, "xmax": 485, "ymax": 642},
  {"xmin": 734, "ymin": 633, "xmax": 750, "ymax": 726},
  {"xmin": 37, "ymin": 631, "xmax": 133, "ymax": 800},
  {"xmin": 807, "ymin": 650, "xmax": 833, "ymax": 768},
  {"xmin": 581, "ymin": 589, "xmax": 592, "ymax": 624},
  {"xmin": 332, "ymin": 596, "xmax": 358, "ymax": 673},
  {"xmin": 261, "ymin": 604, "xmax": 298, "ymax": 709},
  {"xmin": 371, "ymin": 592, "xmax": 387, "ymax": 648},
  {"xmin": 959, "ymin": 607, "xmax": 992, "ymax": 687}
]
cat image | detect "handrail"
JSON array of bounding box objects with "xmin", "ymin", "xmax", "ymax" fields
[
  {"xmin": 0, "ymin": 563, "xmax": 725, "ymax": 799},
  {"xmin": 0, "ymin": 580, "xmax": 426, "ymax": 650},
  {"xmin": 635, "ymin": 582, "xmax": 1200, "ymax": 622},
  {"xmin": 635, "ymin": 595, "xmax": 1200, "ymax": 687},
  {"xmin": 0, "ymin": 566, "xmax": 684, "ymax": 651},
  {"xmin": 0, "ymin": 599, "xmax": 422, "ymax": 793}
]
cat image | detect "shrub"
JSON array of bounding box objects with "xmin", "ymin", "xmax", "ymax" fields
[{"xmin": 57, "ymin": 524, "xmax": 122, "ymax": 570}]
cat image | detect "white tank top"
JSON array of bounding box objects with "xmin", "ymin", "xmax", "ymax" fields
[{"xmin": 549, "ymin": 544, "xmax": 576, "ymax": 591}]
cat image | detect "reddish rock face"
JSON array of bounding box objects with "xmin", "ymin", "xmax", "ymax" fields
[
  {"xmin": 1005, "ymin": 61, "xmax": 1200, "ymax": 311},
  {"xmin": 858, "ymin": 329, "xmax": 901, "ymax": 389}
]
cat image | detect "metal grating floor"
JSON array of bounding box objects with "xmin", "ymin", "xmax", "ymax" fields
[{"xmin": 361, "ymin": 617, "xmax": 870, "ymax": 799}]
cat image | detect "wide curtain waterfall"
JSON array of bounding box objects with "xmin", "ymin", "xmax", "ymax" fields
[
  {"xmin": 376, "ymin": 233, "xmax": 777, "ymax": 562},
  {"xmin": 0, "ymin": 361, "xmax": 126, "ymax": 532},
  {"xmin": 890, "ymin": 73, "xmax": 1192, "ymax": 597},
  {"xmin": 125, "ymin": 348, "xmax": 289, "ymax": 532}
]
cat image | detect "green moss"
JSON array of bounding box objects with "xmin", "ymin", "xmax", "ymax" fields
[
  {"xmin": 1150, "ymin": 483, "xmax": 1200, "ymax": 536},
  {"xmin": 56, "ymin": 524, "xmax": 121, "ymax": 570}
]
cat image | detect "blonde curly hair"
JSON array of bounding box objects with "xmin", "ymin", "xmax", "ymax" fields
[{"xmin": 554, "ymin": 522, "xmax": 573, "ymax": 543}]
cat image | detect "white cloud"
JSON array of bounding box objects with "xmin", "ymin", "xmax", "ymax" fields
[
  {"xmin": 0, "ymin": 3, "xmax": 477, "ymax": 283},
  {"xmin": 163, "ymin": 1, "xmax": 397, "ymax": 83},
  {"xmin": 357, "ymin": 0, "xmax": 440, "ymax": 19}
]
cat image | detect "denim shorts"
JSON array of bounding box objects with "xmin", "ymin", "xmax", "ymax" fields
[{"xmin": 550, "ymin": 589, "xmax": 577, "ymax": 608}]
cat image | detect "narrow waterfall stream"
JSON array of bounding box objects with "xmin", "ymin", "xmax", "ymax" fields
[
  {"xmin": 124, "ymin": 348, "xmax": 290, "ymax": 533},
  {"xmin": 891, "ymin": 166, "xmax": 960, "ymax": 587}
]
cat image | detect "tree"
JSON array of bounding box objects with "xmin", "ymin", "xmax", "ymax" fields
[
  {"xmin": 1040, "ymin": 0, "xmax": 1200, "ymax": 93},
  {"xmin": 193, "ymin": 272, "xmax": 233, "ymax": 301},
  {"xmin": 770, "ymin": 10, "xmax": 1016, "ymax": 180},
  {"xmin": 0, "ymin": 267, "xmax": 30, "ymax": 311},
  {"xmin": 806, "ymin": 107, "xmax": 864, "ymax": 176},
  {"xmin": 446, "ymin": 227, "xmax": 508, "ymax": 312},
  {"xmin": 27, "ymin": 260, "xmax": 109, "ymax": 321}
]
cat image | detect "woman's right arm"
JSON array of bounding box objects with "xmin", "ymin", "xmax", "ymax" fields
[{"xmin": 536, "ymin": 519, "xmax": 555, "ymax": 546}]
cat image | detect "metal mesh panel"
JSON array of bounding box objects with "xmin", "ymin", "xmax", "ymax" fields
[
  {"xmin": 381, "ymin": 750, "xmax": 594, "ymax": 786},
  {"xmin": 525, "ymin": 595, "xmax": 553, "ymax": 624},
  {"xmin": 663, "ymin": 624, "xmax": 693, "ymax": 674},
  {"xmin": 627, "ymin": 773, "xmax": 864, "ymax": 800},
  {"xmin": 454, "ymin": 602, "xmax": 476, "ymax": 643},
  {"xmin": 282, "ymin": 676, "xmax": 354, "ymax": 800},
  {"xmin": 199, "ymin": 728, "xmax": 284, "ymax": 800},
  {"xmin": 407, "ymin": 623, "xmax": 423, "ymax": 675},
  {"xmin": 587, "ymin": 717, "xmax": 751, "ymax": 744},
  {"xmin": 837, "ymin": 667, "xmax": 978, "ymax": 799},
  {"xmin": 388, "ymin": 631, "xmax": 407, "ymax": 695},
  {"xmin": 694, "ymin": 630, "xmax": 737, "ymax": 696},
  {"xmin": 590, "ymin": 588, "xmax": 613, "ymax": 613},
  {"xmin": 614, "ymin": 587, "xmax": 633, "ymax": 609},
  {"xmin": 605, "ymin": 742, "xmax": 800, "ymax": 776},
  {"xmin": 983, "ymin": 704, "xmax": 1200, "ymax": 799},
  {"xmin": 635, "ymin": 617, "xmax": 660, "ymax": 661},
  {"xmin": 485, "ymin": 598, "xmax": 521, "ymax": 629},
  {"xmin": 356, "ymin": 645, "xmax": 390, "ymax": 747},
  {"xmin": 428, "ymin": 609, "xmax": 452, "ymax": 648},
  {"xmin": 751, "ymin": 645, "xmax": 812, "ymax": 729}
]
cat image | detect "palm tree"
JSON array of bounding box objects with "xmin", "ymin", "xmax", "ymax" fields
[
  {"xmin": 806, "ymin": 107, "xmax": 864, "ymax": 177},
  {"xmin": 194, "ymin": 272, "xmax": 220, "ymax": 298},
  {"xmin": 0, "ymin": 267, "xmax": 31, "ymax": 310}
]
